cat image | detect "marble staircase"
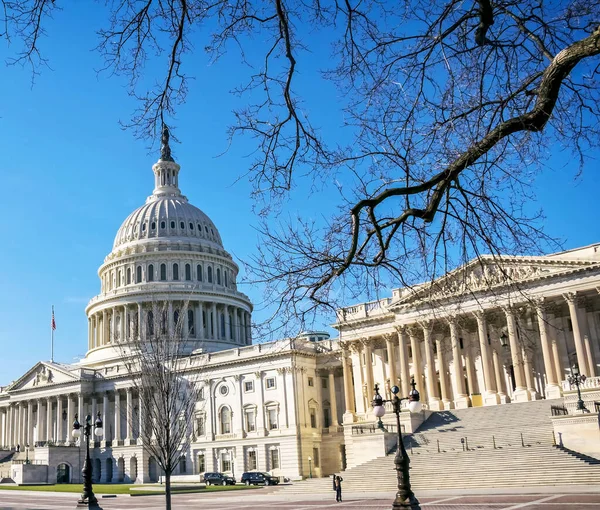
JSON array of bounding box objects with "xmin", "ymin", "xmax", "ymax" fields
[{"xmin": 280, "ymin": 399, "xmax": 600, "ymax": 493}]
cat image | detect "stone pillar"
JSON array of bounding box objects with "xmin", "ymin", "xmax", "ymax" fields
[
  {"xmin": 15, "ymin": 403, "xmax": 21, "ymax": 448},
  {"xmin": 78, "ymin": 394, "xmax": 84, "ymax": 423},
  {"xmin": 102, "ymin": 309, "xmax": 107, "ymax": 346},
  {"xmin": 409, "ymin": 329, "xmax": 425, "ymax": 402},
  {"xmin": 464, "ymin": 333, "xmax": 478, "ymax": 396},
  {"xmin": 232, "ymin": 307, "xmax": 239, "ymax": 342},
  {"xmin": 126, "ymin": 388, "xmax": 133, "ymax": 443},
  {"xmin": 385, "ymin": 335, "xmax": 397, "ymax": 388},
  {"xmin": 328, "ymin": 370, "xmax": 339, "ymax": 426},
  {"xmin": 196, "ymin": 302, "xmax": 203, "ymax": 339},
  {"xmin": 584, "ymin": 334, "xmax": 597, "ymax": 378},
  {"xmin": 225, "ymin": 305, "xmax": 232, "ymax": 340},
  {"xmin": 550, "ymin": 314, "xmax": 564, "ymax": 385},
  {"xmin": 168, "ymin": 301, "xmax": 174, "ymax": 336},
  {"xmin": 137, "ymin": 392, "xmax": 145, "ymax": 444},
  {"xmin": 341, "ymin": 348, "xmax": 356, "ymax": 418},
  {"xmin": 88, "ymin": 318, "xmax": 93, "ymax": 350},
  {"xmin": 246, "ymin": 312, "xmax": 252, "ymax": 344},
  {"xmin": 102, "ymin": 392, "xmax": 110, "ymax": 444},
  {"xmin": 6, "ymin": 405, "xmax": 11, "ymax": 448},
  {"xmin": 362, "ymin": 339, "xmax": 375, "ymax": 406},
  {"xmin": 396, "ymin": 327, "xmax": 411, "ymax": 397},
  {"xmin": 57, "ymin": 398, "xmax": 64, "ymax": 445},
  {"xmin": 27, "ymin": 401, "xmax": 33, "ymax": 446},
  {"xmin": 114, "ymin": 391, "xmax": 121, "ymax": 443},
  {"xmin": 91, "ymin": 395, "xmax": 98, "ymax": 425},
  {"xmin": 35, "ymin": 400, "xmax": 42, "ymax": 444},
  {"xmin": 422, "ymin": 324, "xmax": 442, "ymax": 410},
  {"xmin": 212, "ymin": 303, "xmax": 218, "ymax": 339},
  {"xmin": 564, "ymin": 293, "xmax": 590, "ymax": 376},
  {"xmin": 492, "ymin": 348, "xmax": 509, "ymax": 404},
  {"xmin": 120, "ymin": 306, "xmax": 126, "ymax": 342},
  {"xmin": 449, "ymin": 319, "xmax": 469, "ymax": 408},
  {"xmin": 256, "ymin": 372, "xmax": 266, "ymax": 433},
  {"xmin": 505, "ymin": 307, "xmax": 529, "ymax": 402},
  {"xmin": 46, "ymin": 398, "xmax": 53, "ymax": 442},
  {"xmin": 474, "ymin": 312, "xmax": 499, "ymax": 405},
  {"xmin": 137, "ymin": 303, "xmax": 143, "ymax": 340},
  {"xmin": 435, "ymin": 335, "xmax": 452, "ymax": 409},
  {"xmin": 536, "ymin": 303, "xmax": 561, "ymax": 398}
]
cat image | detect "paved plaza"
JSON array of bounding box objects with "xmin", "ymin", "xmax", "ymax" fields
[{"xmin": 1, "ymin": 488, "xmax": 600, "ymax": 509}]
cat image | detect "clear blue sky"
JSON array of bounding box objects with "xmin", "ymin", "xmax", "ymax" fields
[{"xmin": 0, "ymin": 5, "xmax": 598, "ymax": 385}]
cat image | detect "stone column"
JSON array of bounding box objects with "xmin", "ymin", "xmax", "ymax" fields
[
  {"xmin": 449, "ymin": 319, "xmax": 469, "ymax": 408},
  {"xmin": 492, "ymin": 348, "xmax": 508, "ymax": 404},
  {"xmin": 504, "ymin": 307, "xmax": 529, "ymax": 402},
  {"xmin": 225, "ymin": 305, "xmax": 232, "ymax": 340},
  {"xmin": 196, "ymin": 302, "xmax": 202, "ymax": 339},
  {"xmin": 91, "ymin": 395, "xmax": 98, "ymax": 425},
  {"xmin": 550, "ymin": 314, "xmax": 564, "ymax": 385},
  {"xmin": 385, "ymin": 334, "xmax": 397, "ymax": 388},
  {"xmin": 328, "ymin": 370, "xmax": 339, "ymax": 426},
  {"xmin": 212, "ymin": 303, "xmax": 218, "ymax": 339},
  {"xmin": 168, "ymin": 301, "xmax": 174, "ymax": 336},
  {"xmin": 536, "ymin": 303, "xmax": 561, "ymax": 398},
  {"xmin": 362, "ymin": 339, "xmax": 375, "ymax": 406},
  {"xmin": 422, "ymin": 324, "xmax": 442, "ymax": 410},
  {"xmin": 120, "ymin": 306, "xmax": 126, "ymax": 342},
  {"xmin": 137, "ymin": 391, "xmax": 145, "ymax": 444},
  {"xmin": 464, "ymin": 333, "xmax": 478, "ymax": 396},
  {"xmin": 474, "ymin": 312, "xmax": 499, "ymax": 405},
  {"xmin": 78, "ymin": 393, "xmax": 84, "ymax": 422},
  {"xmin": 341, "ymin": 348, "xmax": 356, "ymax": 418},
  {"xmin": 102, "ymin": 309, "xmax": 107, "ymax": 346},
  {"xmin": 396, "ymin": 327, "xmax": 411, "ymax": 397},
  {"xmin": 35, "ymin": 400, "xmax": 42, "ymax": 444},
  {"xmin": 126, "ymin": 388, "xmax": 133, "ymax": 443},
  {"xmin": 409, "ymin": 329, "xmax": 425, "ymax": 402},
  {"xmin": 46, "ymin": 398, "xmax": 53, "ymax": 442},
  {"xmin": 256, "ymin": 372, "xmax": 266, "ymax": 433},
  {"xmin": 245, "ymin": 312, "xmax": 252, "ymax": 344},
  {"xmin": 88, "ymin": 318, "xmax": 93, "ymax": 350},
  {"xmin": 114, "ymin": 391, "xmax": 121, "ymax": 443},
  {"xmin": 57, "ymin": 398, "xmax": 64, "ymax": 444},
  {"xmin": 102, "ymin": 392, "xmax": 110, "ymax": 444},
  {"xmin": 232, "ymin": 307, "xmax": 239, "ymax": 342},
  {"xmin": 435, "ymin": 335, "xmax": 452, "ymax": 409},
  {"xmin": 137, "ymin": 303, "xmax": 143, "ymax": 340},
  {"xmin": 6, "ymin": 405, "xmax": 11, "ymax": 448},
  {"xmin": 27, "ymin": 401, "xmax": 33, "ymax": 446},
  {"xmin": 564, "ymin": 293, "xmax": 590, "ymax": 376},
  {"xmin": 15, "ymin": 403, "xmax": 21, "ymax": 448}
]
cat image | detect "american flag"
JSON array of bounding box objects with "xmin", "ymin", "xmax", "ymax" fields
[{"xmin": 51, "ymin": 308, "xmax": 56, "ymax": 331}]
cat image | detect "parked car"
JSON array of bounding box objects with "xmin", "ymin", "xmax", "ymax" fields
[
  {"xmin": 203, "ymin": 472, "xmax": 236, "ymax": 485},
  {"xmin": 241, "ymin": 471, "xmax": 279, "ymax": 486}
]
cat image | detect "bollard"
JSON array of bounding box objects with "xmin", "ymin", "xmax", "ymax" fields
[
  {"xmin": 437, "ymin": 440, "xmax": 440, "ymax": 453},
  {"xmin": 521, "ymin": 432, "xmax": 525, "ymax": 447},
  {"xmin": 552, "ymin": 431, "xmax": 556, "ymax": 446},
  {"xmin": 493, "ymin": 435, "xmax": 496, "ymax": 449},
  {"xmin": 465, "ymin": 437, "xmax": 469, "ymax": 451}
]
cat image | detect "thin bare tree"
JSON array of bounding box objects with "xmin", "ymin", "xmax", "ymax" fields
[
  {"xmin": 3, "ymin": 1, "xmax": 600, "ymax": 332},
  {"xmin": 118, "ymin": 300, "xmax": 202, "ymax": 510}
]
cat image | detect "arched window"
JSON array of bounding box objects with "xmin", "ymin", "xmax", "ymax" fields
[
  {"xmin": 160, "ymin": 264, "xmax": 167, "ymax": 281},
  {"xmin": 207, "ymin": 267, "xmax": 213, "ymax": 283},
  {"xmin": 220, "ymin": 313, "xmax": 226, "ymax": 338},
  {"xmin": 147, "ymin": 310, "xmax": 154, "ymax": 336},
  {"xmin": 220, "ymin": 407, "xmax": 232, "ymax": 434},
  {"xmin": 171, "ymin": 220, "xmax": 176, "ymax": 229},
  {"xmin": 185, "ymin": 264, "xmax": 191, "ymax": 281},
  {"xmin": 117, "ymin": 271, "xmax": 121, "ymax": 287},
  {"xmin": 189, "ymin": 222, "xmax": 194, "ymax": 230},
  {"xmin": 180, "ymin": 221, "xmax": 185, "ymax": 229},
  {"xmin": 136, "ymin": 266, "xmax": 142, "ymax": 283},
  {"xmin": 161, "ymin": 221, "xmax": 166, "ymax": 229},
  {"xmin": 148, "ymin": 264, "xmax": 154, "ymax": 282},
  {"xmin": 174, "ymin": 310, "xmax": 180, "ymax": 328},
  {"xmin": 187, "ymin": 309, "xmax": 194, "ymax": 336},
  {"xmin": 224, "ymin": 271, "xmax": 228, "ymax": 287},
  {"xmin": 197, "ymin": 264, "xmax": 203, "ymax": 282},
  {"xmin": 126, "ymin": 268, "xmax": 131, "ymax": 285},
  {"xmin": 173, "ymin": 263, "xmax": 179, "ymax": 280},
  {"xmin": 151, "ymin": 221, "xmax": 156, "ymax": 230},
  {"xmin": 216, "ymin": 268, "xmax": 221, "ymax": 285}
]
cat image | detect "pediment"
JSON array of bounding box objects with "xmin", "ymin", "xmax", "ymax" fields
[
  {"xmin": 8, "ymin": 362, "xmax": 79, "ymax": 391},
  {"xmin": 393, "ymin": 256, "xmax": 600, "ymax": 306}
]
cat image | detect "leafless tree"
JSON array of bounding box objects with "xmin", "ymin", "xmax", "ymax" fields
[
  {"xmin": 3, "ymin": 1, "xmax": 600, "ymax": 333},
  {"xmin": 119, "ymin": 300, "xmax": 202, "ymax": 510}
]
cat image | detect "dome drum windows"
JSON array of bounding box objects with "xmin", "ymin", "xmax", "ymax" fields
[
  {"xmin": 197, "ymin": 264, "xmax": 203, "ymax": 282},
  {"xmin": 173, "ymin": 263, "xmax": 179, "ymax": 281},
  {"xmin": 207, "ymin": 267, "xmax": 213, "ymax": 283},
  {"xmin": 136, "ymin": 266, "xmax": 142, "ymax": 284},
  {"xmin": 160, "ymin": 264, "xmax": 167, "ymax": 281},
  {"xmin": 216, "ymin": 268, "xmax": 221, "ymax": 286},
  {"xmin": 180, "ymin": 221, "xmax": 185, "ymax": 229},
  {"xmin": 185, "ymin": 264, "xmax": 191, "ymax": 281},
  {"xmin": 148, "ymin": 264, "xmax": 154, "ymax": 282},
  {"xmin": 171, "ymin": 221, "xmax": 176, "ymax": 229},
  {"xmin": 161, "ymin": 221, "xmax": 166, "ymax": 229},
  {"xmin": 126, "ymin": 268, "xmax": 132, "ymax": 285}
]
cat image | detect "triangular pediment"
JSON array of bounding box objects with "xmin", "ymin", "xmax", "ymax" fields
[
  {"xmin": 392, "ymin": 255, "xmax": 600, "ymax": 306},
  {"xmin": 8, "ymin": 362, "xmax": 79, "ymax": 391}
]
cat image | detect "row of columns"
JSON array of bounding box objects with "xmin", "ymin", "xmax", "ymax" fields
[
  {"xmin": 0, "ymin": 389, "xmax": 146, "ymax": 449},
  {"xmin": 88, "ymin": 302, "xmax": 252, "ymax": 349},
  {"xmin": 341, "ymin": 292, "xmax": 597, "ymax": 415}
]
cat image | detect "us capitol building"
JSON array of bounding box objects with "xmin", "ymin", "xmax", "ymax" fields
[{"xmin": 1, "ymin": 138, "xmax": 600, "ymax": 484}]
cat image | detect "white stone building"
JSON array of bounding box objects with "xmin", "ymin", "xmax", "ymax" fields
[{"xmin": 1, "ymin": 134, "xmax": 600, "ymax": 484}]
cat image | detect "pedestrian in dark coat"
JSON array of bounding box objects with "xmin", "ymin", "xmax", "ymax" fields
[{"xmin": 334, "ymin": 475, "xmax": 343, "ymax": 502}]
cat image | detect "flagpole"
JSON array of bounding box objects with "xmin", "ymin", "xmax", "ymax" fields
[{"xmin": 51, "ymin": 305, "xmax": 54, "ymax": 363}]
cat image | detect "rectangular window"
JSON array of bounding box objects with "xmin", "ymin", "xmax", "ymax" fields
[
  {"xmin": 245, "ymin": 409, "xmax": 256, "ymax": 432},
  {"xmin": 221, "ymin": 452, "xmax": 231, "ymax": 473},
  {"xmin": 197, "ymin": 453, "xmax": 205, "ymax": 474},
  {"xmin": 196, "ymin": 416, "xmax": 205, "ymax": 436},
  {"xmin": 308, "ymin": 377, "xmax": 314, "ymax": 387},
  {"xmin": 244, "ymin": 380, "xmax": 254, "ymax": 393},
  {"xmin": 313, "ymin": 447, "xmax": 320, "ymax": 468},
  {"xmin": 323, "ymin": 408, "xmax": 331, "ymax": 428},
  {"xmin": 310, "ymin": 408, "xmax": 317, "ymax": 428},
  {"xmin": 248, "ymin": 450, "xmax": 257, "ymax": 470},
  {"xmin": 459, "ymin": 338, "xmax": 464, "ymax": 350},
  {"xmin": 266, "ymin": 377, "xmax": 276, "ymax": 389},
  {"xmin": 270, "ymin": 449, "xmax": 280, "ymax": 470},
  {"xmin": 321, "ymin": 378, "xmax": 328, "ymax": 389},
  {"xmin": 268, "ymin": 408, "xmax": 278, "ymax": 430},
  {"xmin": 198, "ymin": 387, "xmax": 205, "ymax": 401}
]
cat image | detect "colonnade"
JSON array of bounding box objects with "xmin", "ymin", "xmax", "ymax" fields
[
  {"xmin": 340, "ymin": 292, "xmax": 599, "ymax": 415},
  {"xmin": 88, "ymin": 301, "xmax": 252, "ymax": 349},
  {"xmin": 0, "ymin": 388, "xmax": 146, "ymax": 449}
]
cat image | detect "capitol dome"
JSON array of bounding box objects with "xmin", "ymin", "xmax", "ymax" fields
[{"xmin": 83, "ymin": 127, "xmax": 253, "ymax": 365}]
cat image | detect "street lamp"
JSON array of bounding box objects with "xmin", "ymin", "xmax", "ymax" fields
[
  {"xmin": 307, "ymin": 456, "xmax": 312, "ymax": 479},
  {"xmin": 567, "ymin": 365, "xmax": 589, "ymax": 413},
  {"xmin": 372, "ymin": 378, "xmax": 422, "ymax": 509},
  {"xmin": 499, "ymin": 332, "xmax": 509, "ymax": 349},
  {"xmin": 25, "ymin": 444, "xmax": 30, "ymax": 465},
  {"xmin": 72, "ymin": 412, "xmax": 104, "ymax": 508}
]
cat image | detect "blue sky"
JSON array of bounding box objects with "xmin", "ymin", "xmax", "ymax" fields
[{"xmin": 0, "ymin": 5, "xmax": 598, "ymax": 385}]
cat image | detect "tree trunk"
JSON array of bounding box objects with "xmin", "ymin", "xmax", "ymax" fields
[{"xmin": 165, "ymin": 470, "xmax": 172, "ymax": 510}]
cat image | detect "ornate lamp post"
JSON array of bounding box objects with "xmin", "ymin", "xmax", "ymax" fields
[
  {"xmin": 372, "ymin": 378, "xmax": 422, "ymax": 510},
  {"xmin": 307, "ymin": 456, "xmax": 312, "ymax": 479},
  {"xmin": 567, "ymin": 365, "xmax": 588, "ymax": 413},
  {"xmin": 25, "ymin": 444, "xmax": 30, "ymax": 465},
  {"xmin": 72, "ymin": 413, "xmax": 104, "ymax": 508}
]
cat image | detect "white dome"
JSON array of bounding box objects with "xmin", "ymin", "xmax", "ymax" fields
[{"xmin": 113, "ymin": 195, "xmax": 223, "ymax": 250}]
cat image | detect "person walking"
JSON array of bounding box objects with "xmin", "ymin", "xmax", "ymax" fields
[{"xmin": 334, "ymin": 475, "xmax": 343, "ymax": 502}]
